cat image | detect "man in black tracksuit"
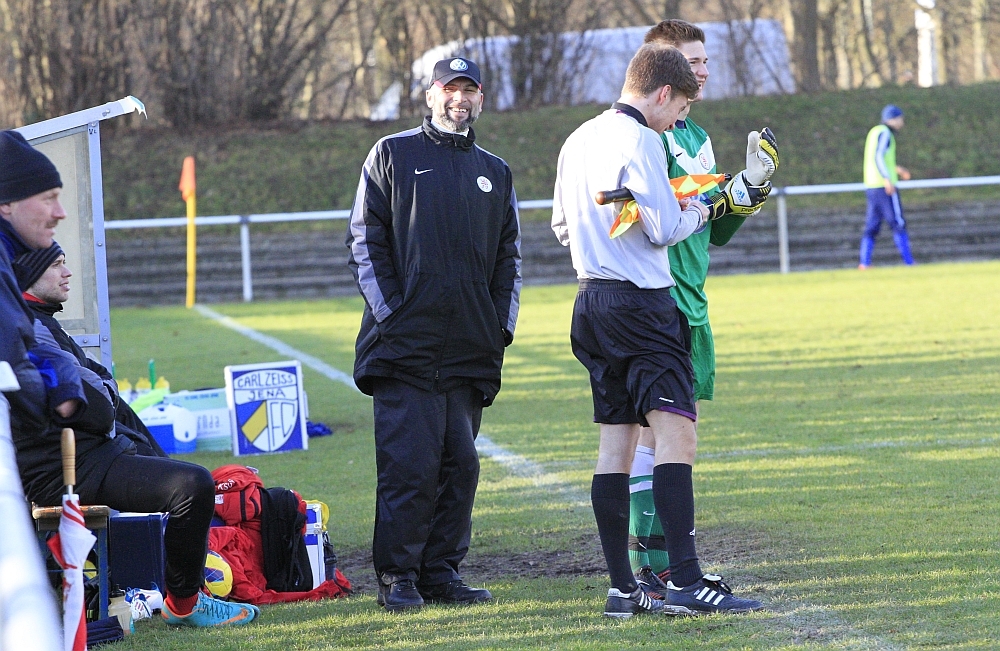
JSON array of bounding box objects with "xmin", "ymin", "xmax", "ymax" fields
[{"xmin": 347, "ymin": 57, "xmax": 521, "ymax": 611}]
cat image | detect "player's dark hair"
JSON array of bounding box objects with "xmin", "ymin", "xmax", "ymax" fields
[
  {"xmin": 644, "ymin": 19, "xmax": 705, "ymax": 47},
  {"xmin": 622, "ymin": 44, "xmax": 699, "ymax": 99}
]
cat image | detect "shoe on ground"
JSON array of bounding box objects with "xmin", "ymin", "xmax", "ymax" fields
[
  {"xmin": 603, "ymin": 587, "xmax": 693, "ymax": 618},
  {"xmin": 665, "ymin": 574, "xmax": 764, "ymax": 614},
  {"xmin": 161, "ymin": 592, "xmax": 258, "ymax": 627},
  {"xmin": 634, "ymin": 565, "xmax": 668, "ymax": 600},
  {"xmin": 858, "ymin": 264, "xmax": 869, "ymax": 270},
  {"xmin": 418, "ymin": 580, "xmax": 492, "ymax": 604},
  {"xmin": 377, "ymin": 575, "xmax": 425, "ymax": 611}
]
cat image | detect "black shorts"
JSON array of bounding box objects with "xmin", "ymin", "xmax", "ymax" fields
[{"xmin": 570, "ymin": 279, "xmax": 696, "ymax": 426}]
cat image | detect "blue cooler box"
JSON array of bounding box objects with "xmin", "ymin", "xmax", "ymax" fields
[{"xmin": 109, "ymin": 512, "xmax": 168, "ymax": 591}]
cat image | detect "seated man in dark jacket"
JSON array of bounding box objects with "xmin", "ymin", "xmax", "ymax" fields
[
  {"xmin": 13, "ymin": 241, "xmax": 166, "ymax": 457},
  {"xmin": 0, "ymin": 129, "xmax": 257, "ymax": 628}
]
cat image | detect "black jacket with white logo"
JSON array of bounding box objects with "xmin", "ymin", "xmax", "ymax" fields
[{"xmin": 346, "ymin": 117, "xmax": 521, "ymax": 404}]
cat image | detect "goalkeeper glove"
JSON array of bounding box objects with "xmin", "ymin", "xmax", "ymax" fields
[
  {"xmin": 705, "ymin": 172, "xmax": 772, "ymax": 219},
  {"xmin": 744, "ymin": 127, "xmax": 778, "ymax": 186}
]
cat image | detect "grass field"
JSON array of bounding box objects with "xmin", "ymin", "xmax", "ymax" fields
[{"xmin": 106, "ymin": 261, "xmax": 1000, "ymax": 650}]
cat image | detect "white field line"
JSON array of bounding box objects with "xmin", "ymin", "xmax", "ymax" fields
[
  {"xmin": 194, "ymin": 304, "xmax": 358, "ymax": 390},
  {"xmin": 193, "ymin": 304, "xmax": 917, "ymax": 648}
]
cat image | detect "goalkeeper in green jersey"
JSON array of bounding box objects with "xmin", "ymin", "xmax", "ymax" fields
[{"xmin": 627, "ymin": 19, "xmax": 779, "ymax": 598}]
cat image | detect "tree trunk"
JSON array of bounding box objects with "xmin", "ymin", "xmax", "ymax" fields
[{"xmin": 792, "ymin": 0, "xmax": 821, "ymax": 92}]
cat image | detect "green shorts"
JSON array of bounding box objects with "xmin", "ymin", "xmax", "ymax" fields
[{"xmin": 689, "ymin": 322, "xmax": 715, "ymax": 401}]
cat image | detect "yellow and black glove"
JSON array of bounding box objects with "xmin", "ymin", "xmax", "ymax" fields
[{"xmin": 705, "ymin": 173, "xmax": 772, "ymax": 220}]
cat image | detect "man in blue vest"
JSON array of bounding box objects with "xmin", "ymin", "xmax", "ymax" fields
[{"xmin": 860, "ymin": 105, "xmax": 913, "ymax": 269}]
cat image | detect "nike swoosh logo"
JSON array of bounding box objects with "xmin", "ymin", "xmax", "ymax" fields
[
  {"xmin": 642, "ymin": 511, "xmax": 655, "ymax": 516},
  {"xmin": 658, "ymin": 397, "xmax": 675, "ymax": 403},
  {"xmin": 415, "ymin": 168, "xmax": 433, "ymax": 175}
]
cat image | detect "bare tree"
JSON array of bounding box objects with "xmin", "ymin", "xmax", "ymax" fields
[
  {"xmin": 458, "ymin": 0, "xmax": 608, "ymax": 110},
  {"xmin": 222, "ymin": 0, "xmax": 352, "ymax": 120},
  {"xmin": 0, "ymin": 0, "xmax": 136, "ymax": 125}
]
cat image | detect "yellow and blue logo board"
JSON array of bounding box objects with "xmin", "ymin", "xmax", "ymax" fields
[{"xmin": 224, "ymin": 360, "xmax": 308, "ymax": 456}]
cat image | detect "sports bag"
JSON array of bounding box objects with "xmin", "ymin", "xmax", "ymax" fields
[
  {"xmin": 259, "ymin": 486, "xmax": 313, "ymax": 592},
  {"xmin": 212, "ymin": 465, "xmax": 264, "ymax": 525}
]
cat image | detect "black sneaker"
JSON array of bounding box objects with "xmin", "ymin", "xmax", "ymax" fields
[
  {"xmin": 634, "ymin": 565, "xmax": 669, "ymax": 600},
  {"xmin": 665, "ymin": 574, "xmax": 764, "ymax": 614},
  {"xmin": 377, "ymin": 574, "xmax": 425, "ymax": 611},
  {"xmin": 603, "ymin": 587, "xmax": 693, "ymax": 618},
  {"xmin": 418, "ymin": 580, "xmax": 492, "ymax": 605}
]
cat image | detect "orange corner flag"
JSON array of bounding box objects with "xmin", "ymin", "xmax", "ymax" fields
[{"xmin": 179, "ymin": 156, "xmax": 196, "ymax": 201}]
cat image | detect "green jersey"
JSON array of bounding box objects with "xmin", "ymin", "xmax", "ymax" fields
[{"xmin": 661, "ymin": 118, "xmax": 746, "ymax": 326}]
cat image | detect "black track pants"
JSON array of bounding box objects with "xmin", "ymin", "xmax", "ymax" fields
[
  {"xmin": 96, "ymin": 454, "xmax": 215, "ymax": 598},
  {"xmin": 371, "ymin": 377, "xmax": 482, "ymax": 587}
]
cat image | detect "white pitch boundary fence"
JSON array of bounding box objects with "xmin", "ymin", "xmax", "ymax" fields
[
  {"xmin": 0, "ymin": 364, "xmax": 61, "ymax": 650},
  {"xmin": 104, "ymin": 176, "xmax": 1000, "ymax": 300}
]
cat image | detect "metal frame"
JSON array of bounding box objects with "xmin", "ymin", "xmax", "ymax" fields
[{"xmin": 15, "ymin": 97, "xmax": 146, "ymax": 368}]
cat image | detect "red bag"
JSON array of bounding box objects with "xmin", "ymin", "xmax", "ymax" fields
[{"xmin": 212, "ymin": 465, "xmax": 264, "ymax": 525}]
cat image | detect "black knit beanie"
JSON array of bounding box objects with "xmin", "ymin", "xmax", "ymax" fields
[
  {"xmin": 0, "ymin": 130, "xmax": 63, "ymax": 204},
  {"xmin": 13, "ymin": 242, "xmax": 64, "ymax": 292}
]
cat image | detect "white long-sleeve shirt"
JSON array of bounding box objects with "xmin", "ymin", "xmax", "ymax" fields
[{"xmin": 551, "ymin": 107, "xmax": 702, "ymax": 289}]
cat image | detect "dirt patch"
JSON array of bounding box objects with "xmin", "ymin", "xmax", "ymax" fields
[
  {"xmin": 334, "ymin": 526, "xmax": 774, "ymax": 595},
  {"xmin": 336, "ymin": 534, "xmax": 604, "ymax": 595}
]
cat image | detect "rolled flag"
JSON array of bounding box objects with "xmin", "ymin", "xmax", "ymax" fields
[{"xmin": 46, "ymin": 495, "xmax": 96, "ymax": 651}]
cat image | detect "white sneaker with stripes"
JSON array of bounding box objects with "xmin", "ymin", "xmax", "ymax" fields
[
  {"xmin": 665, "ymin": 574, "xmax": 764, "ymax": 614},
  {"xmin": 603, "ymin": 587, "xmax": 694, "ymax": 618}
]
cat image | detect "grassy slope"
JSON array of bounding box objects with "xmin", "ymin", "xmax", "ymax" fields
[
  {"xmin": 100, "ymin": 82, "xmax": 1000, "ymax": 220},
  {"xmin": 108, "ymin": 260, "xmax": 1000, "ymax": 649}
]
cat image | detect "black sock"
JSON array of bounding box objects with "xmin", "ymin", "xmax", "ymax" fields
[
  {"xmin": 652, "ymin": 463, "xmax": 703, "ymax": 587},
  {"xmin": 591, "ymin": 473, "xmax": 638, "ymax": 593}
]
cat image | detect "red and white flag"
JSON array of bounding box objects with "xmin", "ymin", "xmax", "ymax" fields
[{"xmin": 46, "ymin": 495, "xmax": 95, "ymax": 651}]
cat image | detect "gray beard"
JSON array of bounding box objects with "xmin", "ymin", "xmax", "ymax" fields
[{"xmin": 438, "ymin": 111, "xmax": 478, "ymax": 133}]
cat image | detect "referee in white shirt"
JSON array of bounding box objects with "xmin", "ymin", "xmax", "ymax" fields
[{"xmin": 552, "ymin": 43, "xmax": 764, "ymax": 618}]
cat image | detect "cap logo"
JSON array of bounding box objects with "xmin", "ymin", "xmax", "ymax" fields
[
  {"xmin": 450, "ymin": 59, "xmax": 469, "ymax": 72},
  {"xmin": 477, "ymin": 176, "xmax": 492, "ymax": 193}
]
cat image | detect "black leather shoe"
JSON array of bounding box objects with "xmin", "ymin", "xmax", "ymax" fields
[
  {"xmin": 377, "ymin": 574, "xmax": 424, "ymax": 611},
  {"xmin": 418, "ymin": 580, "xmax": 492, "ymax": 604}
]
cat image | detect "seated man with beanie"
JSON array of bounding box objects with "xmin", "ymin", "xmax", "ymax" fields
[
  {"xmin": 0, "ymin": 129, "xmax": 258, "ymax": 628},
  {"xmin": 13, "ymin": 242, "xmax": 166, "ymax": 457}
]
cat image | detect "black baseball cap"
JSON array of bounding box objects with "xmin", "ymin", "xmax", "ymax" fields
[{"xmin": 431, "ymin": 57, "xmax": 482, "ymax": 89}]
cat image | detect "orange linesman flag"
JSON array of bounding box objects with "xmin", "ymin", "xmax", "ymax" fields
[
  {"xmin": 609, "ymin": 200, "xmax": 641, "ymax": 238},
  {"xmin": 670, "ymin": 173, "xmax": 727, "ymax": 199},
  {"xmin": 179, "ymin": 156, "xmax": 196, "ymax": 201},
  {"xmin": 607, "ymin": 173, "xmax": 728, "ymax": 238}
]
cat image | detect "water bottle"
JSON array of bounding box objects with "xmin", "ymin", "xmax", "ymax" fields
[{"xmin": 108, "ymin": 586, "xmax": 134, "ymax": 635}]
